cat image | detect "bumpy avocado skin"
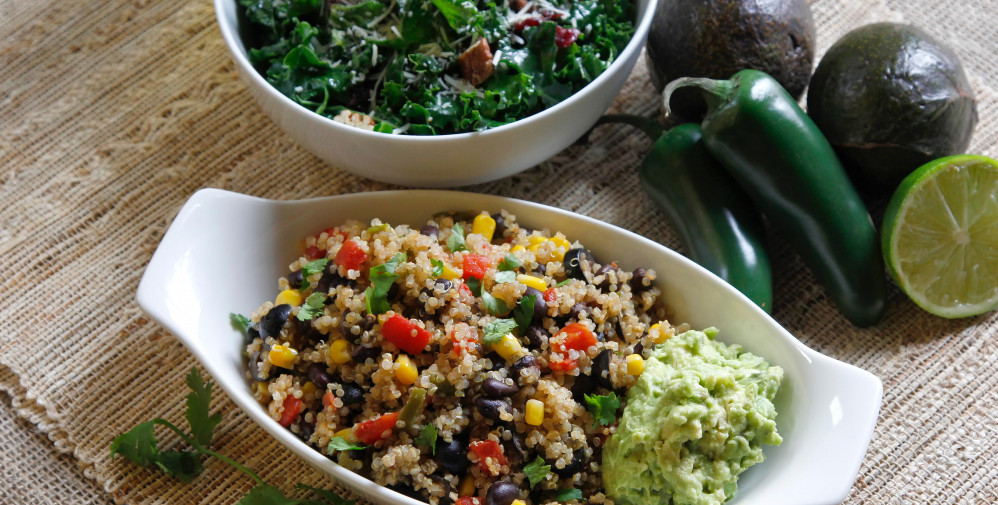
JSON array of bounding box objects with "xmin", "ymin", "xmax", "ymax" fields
[
  {"xmin": 647, "ymin": 0, "xmax": 815, "ymax": 119},
  {"xmin": 807, "ymin": 23, "xmax": 978, "ymax": 195}
]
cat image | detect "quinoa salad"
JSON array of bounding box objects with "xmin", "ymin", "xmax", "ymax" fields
[{"xmin": 238, "ymin": 210, "xmax": 677, "ymax": 505}]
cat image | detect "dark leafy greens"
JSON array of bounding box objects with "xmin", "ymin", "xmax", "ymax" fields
[{"xmin": 238, "ymin": 0, "xmax": 635, "ymax": 135}]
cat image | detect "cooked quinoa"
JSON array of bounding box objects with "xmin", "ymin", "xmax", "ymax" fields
[{"xmin": 241, "ymin": 210, "xmax": 676, "ymax": 505}]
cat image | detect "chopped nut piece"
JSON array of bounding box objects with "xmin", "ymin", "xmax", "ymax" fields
[
  {"xmin": 458, "ymin": 38, "xmax": 495, "ymax": 86},
  {"xmin": 332, "ymin": 109, "xmax": 377, "ymax": 130}
]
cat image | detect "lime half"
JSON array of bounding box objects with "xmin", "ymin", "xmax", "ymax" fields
[{"xmin": 882, "ymin": 154, "xmax": 998, "ymax": 318}]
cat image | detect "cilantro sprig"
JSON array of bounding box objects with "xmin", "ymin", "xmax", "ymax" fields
[
  {"xmin": 483, "ymin": 318, "xmax": 518, "ymax": 345},
  {"xmin": 447, "ymin": 223, "xmax": 467, "ymax": 253},
  {"xmin": 111, "ymin": 368, "xmax": 354, "ymax": 505},
  {"xmin": 299, "ymin": 258, "xmax": 330, "ymax": 290},
  {"xmin": 327, "ymin": 436, "xmax": 367, "ymax": 454},
  {"xmin": 296, "ymin": 293, "xmax": 327, "ymax": 321},
  {"xmin": 230, "ymin": 313, "xmax": 253, "ymax": 334},
  {"xmin": 513, "ymin": 295, "xmax": 535, "ymax": 334},
  {"xmin": 584, "ymin": 392, "xmax": 621, "ymax": 428},
  {"xmin": 553, "ymin": 488, "xmax": 584, "ymax": 502},
  {"xmin": 365, "ymin": 252, "xmax": 406, "ymax": 315},
  {"xmin": 497, "ymin": 253, "xmax": 521, "ymax": 271},
  {"xmin": 523, "ymin": 456, "xmax": 551, "ymax": 488},
  {"xmin": 414, "ymin": 424, "xmax": 438, "ymax": 454}
]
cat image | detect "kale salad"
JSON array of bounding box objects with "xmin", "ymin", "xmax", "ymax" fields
[{"xmin": 238, "ymin": 0, "xmax": 636, "ymax": 135}]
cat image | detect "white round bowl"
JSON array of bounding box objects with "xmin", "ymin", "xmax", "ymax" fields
[{"xmin": 213, "ymin": 0, "xmax": 657, "ymax": 187}]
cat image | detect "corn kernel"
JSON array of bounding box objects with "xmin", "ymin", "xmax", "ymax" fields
[
  {"xmin": 269, "ymin": 344, "xmax": 298, "ymax": 369},
  {"xmin": 517, "ymin": 274, "xmax": 547, "ymax": 291},
  {"xmin": 440, "ymin": 263, "xmax": 461, "ymax": 280},
  {"xmin": 650, "ymin": 323, "xmax": 670, "ymax": 344},
  {"xmin": 276, "ymin": 289, "xmax": 303, "ymax": 306},
  {"xmin": 255, "ymin": 382, "xmax": 269, "ymax": 396},
  {"xmin": 527, "ymin": 235, "xmax": 548, "ymax": 246},
  {"xmin": 493, "ymin": 333, "xmax": 523, "ymax": 361},
  {"xmin": 527, "ymin": 242, "xmax": 543, "ymax": 253},
  {"xmin": 512, "ymin": 500, "xmax": 527, "ymax": 505},
  {"xmin": 550, "ymin": 236, "xmax": 570, "ymax": 251},
  {"xmin": 335, "ymin": 427, "xmax": 358, "ymax": 443},
  {"xmin": 301, "ymin": 381, "xmax": 318, "ymax": 397},
  {"xmin": 511, "ymin": 245, "xmax": 526, "ymax": 253},
  {"xmin": 329, "ymin": 339, "xmax": 352, "ymax": 365},
  {"xmin": 626, "ymin": 354, "xmax": 644, "ymax": 375},
  {"xmin": 525, "ymin": 399, "xmax": 544, "ymax": 426},
  {"xmin": 395, "ymin": 354, "xmax": 419, "ymax": 385},
  {"xmin": 472, "ymin": 214, "xmax": 497, "ymax": 242},
  {"xmin": 459, "ymin": 475, "xmax": 476, "ymax": 497}
]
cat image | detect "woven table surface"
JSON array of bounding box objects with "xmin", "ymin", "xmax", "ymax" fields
[{"xmin": 2, "ymin": 0, "xmax": 997, "ymax": 504}]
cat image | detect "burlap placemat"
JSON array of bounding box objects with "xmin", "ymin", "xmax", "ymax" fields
[{"xmin": 1, "ymin": 0, "xmax": 996, "ymax": 503}]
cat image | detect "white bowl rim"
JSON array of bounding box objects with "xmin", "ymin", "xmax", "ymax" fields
[
  {"xmin": 136, "ymin": 188, "xmax": 883, "ymax": 505},
  {"xmin": 212, "ymin": 0, "xmax": 659, "ymax": 141}
]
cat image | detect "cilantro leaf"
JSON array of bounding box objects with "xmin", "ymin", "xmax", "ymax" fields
[
  {"xmin": 230, "ymin": 313, "xmax": 252, "ymax": 334},
  {"xmin": 110, "ymin": 420, "xmax": 159, "ymax": 467},
  {"xmin": 295, "ymin": 484, "xmax": 357, "ymax": 505},
  {"xmin": 556, "ymin": 278, "xmax": 572, "ymax": 287},
  {"xmin": 185, "ymin": 368, "xmax": 222, "ymax": 447},
  {"xmin": 524, "ymin": 456, "xmax": 551, "ymax": 488},
  {"xmin": 483, "ymin": 318, "xmax": 517, "ymax": 345},
  {"xmin": 482, "ymin": 291, "xmax": 510, "ymax": 316},
  {"xmin": 327, "ymin": 436, "xmax": 367, "ymax": 454},
  {"xmin": 300, "ymin": 258, "xmax": 330, "ymax": 289},
  {"xmin": 414, "ymin": 424, "xmax": 438, "ymax": 454},
  {"xmin": 494, "ymin": 271, "xmax": 516, "ymax": 284},
  {"xmin": 447, "ymin": 223, "xmax": 467, "ymax": 253},
  {"xmin": 238, "ymin": 484, "xmax": 307, "ymax": 505},
  {"xmin": 513, "ymin": 295, "xmax": 535, "ymax": 334},
  {"xmin": 366, "ymin": 253, "xmax": 406, "ymax": 315},
  {"xmin": 296, "ymin": 292, "xmax": 328, "ymax": 321},
  {"xmin": 497, "ymin": 253, "xmax": 522, "ymax": 271},
  {"xmin": 584, "ymin": 392, "xmax": 620, "ymax": 428},
  {"xmin": 155, "ymin": 450, "xmax": 204, "ymax": 483},
  {"xmin": 430, "ymin": 258, "xmax": 444, "ymax": 277},
  {"xmin": 553, "ymin": 488, "xmax": 584, "ymax": 502},
  {"xmin": 466, "ymin": 276, "xmax": 482, "ymax": 297}
]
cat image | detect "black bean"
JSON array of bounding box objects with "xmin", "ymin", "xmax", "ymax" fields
[
  {"xmin": 569, "ymin": 302, "xmax": 588, "ymax": 321},
  {"xmin": 351, "ymin": 344, "xmax": 381, "ymax": 362},
  {"xmin": 571, "ymin": 374, "xmax": 595, "ymax": 404},
  {"xmin": 482, "ymin": 377, "xmax": 519, "ymax": 398},
  {"xmin": 307, "ymin": 363, "xmax": 332, "ymax": 391},
  {"xmin": 299, "ymin": 421, "xmax": 314, "ymax": 441},
  {"xmin": 259, "ymin": 304, "xmax": 292, "ymax": 339},
  {"xmin": 316, "ymin": 270, "xmax": 350, "ymax": 294},
  {"xmin": 551, "ymin": 448, "xmax": 586, "ymax": 478},
  {"xmin": 630, "ymin": 268, "xmax": 653, "ymax": 292},
  {"xmin": 435, "ymin": 437, "xmax": 469, "ymax": 475},
  {"xmin": 525, "ymin": 325, "xmax": 547, "ymax": 349},
  {"xmin": 593, "ymin": 350, "xmax": 613, "ymax": 389},
  {"xmin": 501, "ymin": 429, "xmax": 527, "ymax": 459},
  {"xmin": 533, "ymin": 263, "xmax": 546, "ymax": 276},
  {"xmin": 245, "ymin": 326, "xmax": 260, "ymax": 345},
  {"xmin": 633, "ymin": 342, "xmax": 644, "ymax": 356},
  {"xmin": 434, "ymin": 278, "xmax": 453, "ymax": 292},
  {"xmin": 340, "ymin": 382, "xmax": 365, "ymax": 405},
  {"xmin": 387, "ymin": 484, "xmax": 422, "ymax": 501},
  {"xmin": 522, "ymin": 287, "xmax": 547, "ymax": 322},
  {"xmin": 340, "ymin": 311, "xmax": 375, "ymax": 338},
  {"xmin": 486, "ymin": 480, "xmax": 520, "ymax": 505},
  {"xmin": 491, "ymin": 213, "xmax": 506, "ymax": 239},
  {"xmin": 248, "ymin": 350, "xmax": 264, "ymax": 382},
  {"xmin": 475, "ymin": 397, "xmax": 510, "ymax": 422},
  {"xmin": 387, "ymin": 282, "xmax": 400, "ymax": 300},
  {"xmin": 484, "ymin": 351, "xmax": 505, "ymax": 371},
  {"xmin": 596, "ymin": 263, "xmax": 619, "ymax": 289},
  {"xmin": 420, "ymin": 224, "xmax": 439, "ymax": 238},
  {"xmin": 563, "ymin": 248, "xmax": 596, "ymax": 282},
  {"xmin": 510, "ymin": 355, "xmax": 539, "ymax": 383},
  {"xmin": 286, "ymin": 269, "xmax": 304, "ymax": 289}
]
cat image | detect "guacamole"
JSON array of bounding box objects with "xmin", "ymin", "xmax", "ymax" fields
[{"xmin": 602, "ymin": 329, "xmax": 783, "ymax": 505}]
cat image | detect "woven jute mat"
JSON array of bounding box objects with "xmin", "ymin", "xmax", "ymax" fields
[{"xmin": 2, "ymin": 0, "xmax": 997, "ymax": 503}]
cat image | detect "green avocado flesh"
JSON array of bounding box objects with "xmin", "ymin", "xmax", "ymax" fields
[
  {"xmin": 602, "ymin": 329, "xmax": 783, "ymax": 505},
  {"xmin": 807, "ymin": 22, "xmax": 978, "ymax": 195}
]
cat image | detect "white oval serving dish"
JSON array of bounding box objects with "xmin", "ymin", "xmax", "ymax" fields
[
  {"xmin": 213, "ymin": 0, "xmax": 658, "ymax": 187},
  {"xmin": 137, "ymin": 189, "xmax": 882, "ymax": 505}
]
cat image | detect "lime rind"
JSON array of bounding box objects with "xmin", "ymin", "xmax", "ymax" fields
[{"xmin": 883, "ymin": 154, "xmax": 998, "ymax": 318}]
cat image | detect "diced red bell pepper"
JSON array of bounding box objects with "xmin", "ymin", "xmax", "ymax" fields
[
  {"xmin": 278, "ymin": 396, "xmax": 304, "ymax": 427},
  {"xmin": 561, "ymin": 323, "xmax": 597, "ymax": 351},
  {"xmin": 462, "ymin": 254, "xmax": 491, "ymax": 282},
  {"xmin": 322, "ymin": 227, "xmax": 350, "ymax": 241},
  {"xmin": 354, "ymin": 412, "xmax": 399, "ymax": 445},
  {"xmin": 543, "ymin": 287, "xmax": 557, "ymax": 303},
  {"xmin": 513, "ymin": 16, "xmax": 541, "ymax": 32},
  {"xmin": 555, "ymin": 26, "xmax": 580, "ymax": 49},
  {"xmin": 549, "ymin": 357, "xmax": 577, "ymax": 372},
  {"xmin": 335, "ymin": 239, "xmax": 368, "ymax": 272},
  {"xmin": 382, "ymin": 314, "xmax": 431, "ymax": 355},
  {"xmin": 322, "ymin": 391, "xmax": 336, "ymax": 409},
  {"xmin": 304, "ymin": 245, "xmax": 323, "ymax": 261},
  {"xmin": 469, "ymin": 439, "xmax": 507, "ymax": 474},
  {"xmin": 460, "ymin": 282, "xmax": 473, "ymax": 296},
  {"xmin": 455, "ymin": 498, "xmax": 482, "ymax": 505}
]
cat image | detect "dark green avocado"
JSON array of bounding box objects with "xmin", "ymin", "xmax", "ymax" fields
[
  {"xmin": 647, "ymin": 0, "xmax": 815, "ymax": 119},
  {"xmin": 807, "ymin": 23, "xmax": 978, "ymax": 196}
]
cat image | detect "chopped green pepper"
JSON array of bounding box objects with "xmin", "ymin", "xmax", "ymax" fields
[{"xmin": 399, "ymin": 387, "xmax": 427, "ymax": 428}]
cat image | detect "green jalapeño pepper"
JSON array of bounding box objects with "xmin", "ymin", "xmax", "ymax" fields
[
  {"xmin": 664, "ymin": 69, "xmax": 887, "ymax": 327},
  {"xmin": 598, "ymin": 116, "xmax": 773, "ymax": 313}
]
